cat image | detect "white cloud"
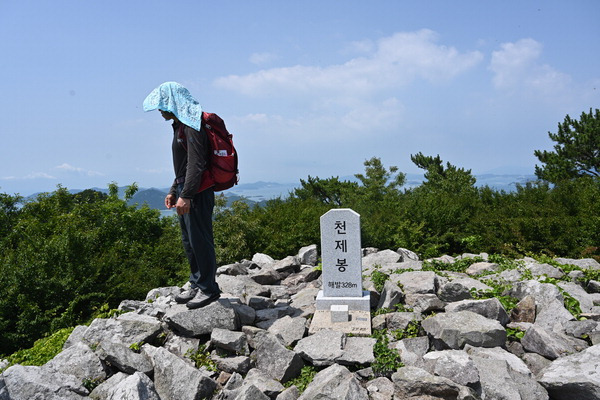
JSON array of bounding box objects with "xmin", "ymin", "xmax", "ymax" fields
[
  {"xmin": 55, "ymin": 163, "xmax": 104, "ymax": 177},
  {"xmin": 490, "ymin": 38, "xmax": 571, "ymax": 95},
  {"xmin": 249, "ymin": 52, "xmax": 278, "ymax": 65},
  {"xmin": 1, "ymin": 172, "xmax": 56, "ymax": 180},
  {"xmin": 215, "ymin": 29, "xmax": 484, "ymax": 97}
]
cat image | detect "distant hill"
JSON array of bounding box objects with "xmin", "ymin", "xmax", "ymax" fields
[{"xmin": 21, "ymin": 174, "xmax": 537, "ymax": 210}]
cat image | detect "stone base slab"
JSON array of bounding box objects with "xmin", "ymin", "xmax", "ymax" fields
[
  {"xmin": 309, "ymin": 310, "xmax": 372, "ymax": 336},
  {"xmin": 315, "ymin": 290, "xmax": 371, "ymax": 312}
]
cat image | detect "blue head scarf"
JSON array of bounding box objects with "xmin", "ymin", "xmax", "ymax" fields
[{"xmin": 143, "ymin": 82, "xmax": 202, "ymax": 130}]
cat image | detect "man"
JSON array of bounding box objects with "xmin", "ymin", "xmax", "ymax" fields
[{"xmin": 143, "ymin": 82, "xmax": 220, "ymax": 309}]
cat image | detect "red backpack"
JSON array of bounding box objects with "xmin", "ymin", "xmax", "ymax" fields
[
  {"xmin": 177, "ymin": 112, "xmax": 239, "ymax": 192},
  {"xmin": 202, "ymin": 112, "xmax": 239, "ymax": 192}
]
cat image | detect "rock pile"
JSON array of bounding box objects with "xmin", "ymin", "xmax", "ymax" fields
[{"xmin": 1, "ymin": 245, "xmax": 600, "ymax": 400}]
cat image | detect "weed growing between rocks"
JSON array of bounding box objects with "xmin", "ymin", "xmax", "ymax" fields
[
  {"xmin": 284, "ymin": 365, "xmax": 318, "ymax": 394},
  {"xmin": 371, "ymin": 329, "xmax": 403, "ymax": 377},
  {"xmin": 186, "ymin": 344, "xmax": 218, "ymax": 372}
]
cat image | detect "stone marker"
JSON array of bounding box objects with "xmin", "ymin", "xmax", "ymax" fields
[{"xmin": 310, "ymin": 209, "xmax": 371, "ymax": 335}]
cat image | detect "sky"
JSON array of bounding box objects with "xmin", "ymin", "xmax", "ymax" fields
[{"xmin": 1, "ymin": 1, "xmax": 599, "ymax": 196}]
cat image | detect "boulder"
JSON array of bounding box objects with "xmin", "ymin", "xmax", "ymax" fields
[
  {"xmin": 337, "ymin": 337, "xmax": 376, "ymax": 366},
  {"xmin": 254, "ymin": 332, "xmax": 304, "ymax": 383},
  {"xmin": 521, "ymin": 324, "xmax": 587, "ymax": 360},
  {"xmin": 421, "ymin": 311, "xmax": 506, "ymax": 349},
  {"xmin": 445, "ymin": 298, "xmax": 510, "ymax": 326},
  {"xmin": 1, "ymin": 365, "xmax": 88, "ymax": 400},
  {"xmin": 422, "ymin": 350, "xmax": 480, "ymax": 387},
  {"xmin": 211, "ymin": 328, "xmax": 249, "ymax": 355},
  {"xmin": 376, "ymin": 280, "xmax": 404, "ymax": 309},
  {"xmin": 298, "ymin": 245, "xmax": 318, "ymax": 266},
  {"xmin": 97, "ymin": 371, "xmax": 160, "ymax": 400},
  {"xmin": 391, "ymin": 271, "xmax": 439, "ymax": 295},
  {"xmin": 298, "ymin": 364, "xmax": 367, "ymax": 400},
  {"xmin": 391, "ymin": 366, "xmax": 477, "ymax": 400},
  {"xmin": 96, "ymin": 340, "xmax": 153, "ymax": 375},
  {"xmin": 150, "ymin": 347, "xmax": 217, "ymax": 400},
  {"xmin": 81, "ymin": 315, "xmax": 163, "ymax": 347},
  {"xmin": 44, "ymin": 341, "xmax": 106, "ymax": 381},
  {"xmin": 539, "ymin": 344, "xmax": 600, "ymax": 400},
  {"xmin": 165, "ymin": 299, "xmax": 240, "ymax": 337},
  {"xmin": 294, "ymin": 330, "xmax": 344, "ymax": 367},
  {"xmin": 267, "ymin": 316, "xmax": 307, "ymax": 347}
]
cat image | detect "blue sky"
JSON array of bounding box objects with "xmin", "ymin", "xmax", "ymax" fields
[{"xmin": 1, "ymin": 1, "xmax": 599, "ymax": 196}]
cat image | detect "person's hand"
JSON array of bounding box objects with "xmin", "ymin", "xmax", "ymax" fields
[
  {"xmin": 165, "ymin": 194, "xmax": 176, "ymax": 209},
  {"xmin": 175, "ymin": 197, "xmax": 191, "ymax": 215}
]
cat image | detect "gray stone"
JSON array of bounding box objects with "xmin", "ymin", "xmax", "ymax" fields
[
  {"xmin": 96, "ymin": 340, "xmax": 153, "ymax": 375},
  {"xmin": 230, "ymin": 302, "xmax": 256, "ymax": 326},
  {"xmin": 248, "ymin": 296, "xmax": 275, "ymax": 310},
  {"xmin": 145, "ymin": 286, "xmax": 181, "ymax": 301},
  {"xmin": 1, "ymin": 365, "xmax": 88, "ymax": 400},
  {"xmin": 211, "ymin": 328, "xmax": 249, "ymax": 355},
  {"xmin": 251, "ymin": 266, "xmax": 283, "ymax": 285},
  {"xmin": 404, "ymin": 293, "xmax": 446, "ymax": 313},
  {"xmin": 422, "ymin": 350, "xmax": 480, "ymax": 387},
  {"xmin": 521, "ymin": 324, "xmax": 587, "ymax": 360},
  {"xmin": 445, "ymin": 298, "xmax": 510, "ymax": 326},
  {"xmin": 272, "ymin": 256, "xmax": 302, "ymax": 277},
  {"xmin": 450, "ymin": 276, "xmax": 493, "ymax": 292},
  {"xmin": 529, "ymin": 262, "xmax": 565, "ymax": 279},
  {"xmin": 298, "ymin": 363, "xmax": 368, "ymax": 400},
  {"xmin": 393, "ymin": 260, "xmax": 423, "ymax": 270},
  {"xmin": 510, "ymin": 295, "xmax": 536, "ymax": 323},
  {"xmin": 465, "ymin": 261, "xmax": 499, "ymax": 276},
  {"xmin": 366, "ymin": 377, "xmax": 394, "ymax": 400},
  {"xmin": 391, "ymin": 271, "xmax": 438, "ymax": 295},
  {"xmin": 397, "ymin": 248, "xmax": 420, "ymax": 262},
  {"xmin": 564, "ymin": 319, "xmax": 599, "ymax": 339},
  {"xmin": 217, "ymin": 275, "xmax": 270, "ymax": 301},
  {"xmin": 421, "ymin": 310, "xmax": 506, "ymax": 350},
  {"xmin": 253, "ymin": 253, "xmax": 275, "ymax": 264},
  {"xmin": 362, "ymin": 250, "xmax": 401, "ymax": 270},
  {"xmin": 337, "ymin": 337, "xmax": 376, "ymax": 366},
  {"xmin": 539, "ymin": 344, "xmax": 600, "ymax": 400},
  {"xmin": 218, "ymin": 263, "xmax": 249, "ymax": 276},
  {"xmin": 438, "ymin": 281, "xmax": 472, "ymax": 302},
  {"xmin": 150, "ymin": 347, "xmax": 217, "ymax": 400},
  {"xmin": 267, "ymin": 316, "xmax": 307, "ymax": 347},
  {"xmin": 232, "ymin": 384, "xmax": 271, "ymax": 400},
  {"xmin": 82, "ymin": 315, "xmax": 163, "ymax": 348},
  {"xmin": 554, "ymin": 257, "xmax": 600, "ymax": 270},
  {"xmin": 100, "ymin": 371, "xmax": 160, "ymax": 400},
  {"xmin": 88, "ymin": 372, "xmax": 128, "ymax": 400},
  {"xmin": 255, "ymin": 332, "xmax": 304, "ymax": 383},
  {"xmin": 385, "ymin": 312, "xmax": 423, "ymax": 331},
  {"xmin": 212, "ymin": 354, "xmax": 252, "ymax": 375},
  {"xmin": 165, "ymin": 298, "xmax": 240, "ymax": 337},
  {"xmin": 244, "ymin": 368, "xmax": 285, "ymax": 398},
  {"xmin": 255, "ymin": 306, "xmax": 294, "ymax": 323},
  {"xmin": 276, "ymin": 385, "xmax": 300, "ymax": 400},
  {"xmin": 298, "ymin": 244, "xmax": 318, "ymax": 266},
  {"xmin": 294, "ymin": 330, "xmax": 344, "ymax": 367},
  {"xmin": 376, "ymin": 280, "xmax": 404, "ymax": 309},
  {"xmin": 522, "ymin": 353, "xmax": 553, "ymax": 379},
  {"xmin": 509, "ymin": 280, "xmax": 563, "ymax": 307},
  {"xmin": 44, "ymin": 341, "xmax": 106, "ymax": 382},
  {"xmin": 289, "ymin": 287, "xmax": 319, "ymax": 318},
  {"xmin": 588, "ymin": 280, "xmax": 600, "ymax": 293},
  {"xmin": 393, "ymin": 336, "xmax": 429, "ymax": 368},
  {"xmin": 468, "ymin": 355, "xmax": 548, "ymax": 400},
  {"xmin": 558, "ymin": 281, "xmax": 596, "ymax": 313},
  {"xmin": 534, "ymin": 299, "xmax": 576, "ymax": 332},
  {"xmin": 162, "ymin": 332, "xmax": 200, "ymax": 359},
  {"xmin": 391, "ymin": 366, "xmax": 477, "ymax": 400},
  {"xmin": 62, "ymin": 325, "xmax": 89, "ymax": 349},
  {"xmin": 464, "ymin": 345, "xmax": 532, "ymax": 376}
]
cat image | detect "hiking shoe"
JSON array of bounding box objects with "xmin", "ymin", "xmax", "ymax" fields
[
  {"xmin": 175, "ymin": 287, "xmax": 199, "ymax": 304},
  {"xmin": 186, "ymin": 291, "xmax": 220, "ymax": 309}
]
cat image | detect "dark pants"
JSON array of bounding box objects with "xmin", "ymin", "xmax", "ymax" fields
[{"xmin": 177, "ymin": 185, "xmax": 220, "ymax": 295}]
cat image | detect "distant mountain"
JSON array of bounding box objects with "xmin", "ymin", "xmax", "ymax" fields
[{"xmin": 21, "ymin": 174, "xmax": 538, "ymax": 211}]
